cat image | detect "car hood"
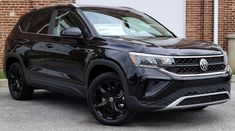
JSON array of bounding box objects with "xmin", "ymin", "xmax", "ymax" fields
[{"xmin": 105, "ymin": 37, "xmax": 223, "ymax": 56}]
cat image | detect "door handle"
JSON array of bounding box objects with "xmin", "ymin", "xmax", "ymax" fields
[
  {"xmin": 46, "ymin": 44, "xmax": 54, "ymax": 48},
  {"xmin": 76, "ymin": 47, "xmax": 93, "ymax": 53},
  {"xmin": 18, "ymin": 39, "xmax": 30, "ymax": 44},
  {"xmin": 75, "ymin": 47, "xmax": 81, "ymax": 50}
]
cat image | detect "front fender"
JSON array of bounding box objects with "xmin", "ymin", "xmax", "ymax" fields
[{"xmin": 86, "ymin": 59, "xmax": 130, "ymax": 95}]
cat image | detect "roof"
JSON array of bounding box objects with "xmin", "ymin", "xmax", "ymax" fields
[
  {"xmin": 79, "ymin": 5, "xmax": 136, "ymax": 11},
  {"xmin": 32, "ymin": 3, "xmax": 136, "ymax": 12}
]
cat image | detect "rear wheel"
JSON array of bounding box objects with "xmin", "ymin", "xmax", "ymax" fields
[
  {"xmin": 87, "ymin": 72, "xmax": 134, "ymax": 126},
  {"xmin": 7, "ymin": 62, "xmax": 34, "ymax": 100}
]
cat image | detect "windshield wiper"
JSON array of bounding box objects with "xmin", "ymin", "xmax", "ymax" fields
[{"xmin": 102, "ymin": 35, "xmax": 131, "ymax": 38}]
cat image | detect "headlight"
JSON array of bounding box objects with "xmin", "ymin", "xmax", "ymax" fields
[
  {"xmin": 223, "ymin": 51, "xmax": 228, "ymax": 65},
  {"xmin": 129, "ymin": 52, "xmax": 175, "ymax": 68}
]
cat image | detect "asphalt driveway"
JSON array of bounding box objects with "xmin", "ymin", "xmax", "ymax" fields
[{"xmin": 0, "ymin": 84, "xmax": 234, "ymax": 131}]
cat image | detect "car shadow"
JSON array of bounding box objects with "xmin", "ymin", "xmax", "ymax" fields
[{"xmin": 31, "ymin": 90, "xmax": 223, "ymax": 128}]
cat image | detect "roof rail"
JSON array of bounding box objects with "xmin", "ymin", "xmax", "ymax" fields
[
  {"xmin": 30, "ymin": 3, "xmax": 78, "ymax": 11},
  {"xmin": 32, "ymin": 3, "xmax": 69, "ymax": 10},
  {"xmin": 69, "ymin": 3, "xmax": 78, "ymax": 8},
  {"xmin": 119, "ymin": 6, "xmax": 136, "ymax": 10}
]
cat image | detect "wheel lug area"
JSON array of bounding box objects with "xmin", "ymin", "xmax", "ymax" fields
[{"xmin": 109, "ymin": 97, "xmax": 114, "ymax": 103}]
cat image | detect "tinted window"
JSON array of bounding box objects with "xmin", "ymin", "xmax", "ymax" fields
[
  {"xmin": 53, "ymin": 10, "xmax": 86, "ymax": 36},
  {"xmin": 20, "ymin": 15, "xmax": 31, "ymax": 32},
  {"xmin": 27, "ymin": 11, "xmax": 53, "ymax": 34}
]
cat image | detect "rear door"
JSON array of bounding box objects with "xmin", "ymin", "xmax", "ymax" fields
[{"xmin": 19, "ymin": 10, "xmax": 54, "ymax": 85}]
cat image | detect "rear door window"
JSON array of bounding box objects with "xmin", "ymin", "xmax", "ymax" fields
[
  {"xmin": 20, "ymin": 15, "xmax": 31, "ymax": 32},
  {"xmin": 27, "ymin": 11, "xmax": 53, "ymax": 34}
]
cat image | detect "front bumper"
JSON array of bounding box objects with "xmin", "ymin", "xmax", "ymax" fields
[
  {"xmin": 160, "ymin": 91, "xmax": 230, "ymax": 110},
  {"xmin": 125, "ymin": 66, "xmax": 232, "ymax": 112}
]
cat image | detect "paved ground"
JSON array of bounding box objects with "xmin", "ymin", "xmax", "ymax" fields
[{"xmin": 0, "ymin": 85, "xmax": 234, "ymax": 131}]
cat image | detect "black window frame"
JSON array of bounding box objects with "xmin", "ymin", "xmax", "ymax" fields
[
  {"xmin": 19, "ymin": 14, "xmax": 32, "ymax": 32},
  {"xmin": 19, "ymin": 10, "xmax": 54, "ymax": 36},
  {"xmin": 49, "ymin": 8, "xmax": 92, "ymax": 38}
]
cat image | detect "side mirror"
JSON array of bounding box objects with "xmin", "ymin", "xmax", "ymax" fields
[{"xmin": 60, "ymin": 27, "xmax": 82, "ymax": 38}]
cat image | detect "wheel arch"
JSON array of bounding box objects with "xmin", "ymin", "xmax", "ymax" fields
[
  {"xmin": 4, "ymin": 53, "xmax": 25, "ymax": 77},
  {"xmin": 86, "ymin": 59, "xmax": 129, "ymax": 95}
]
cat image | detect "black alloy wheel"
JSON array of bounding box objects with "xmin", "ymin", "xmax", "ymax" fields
[
  {"xmin": 87, "ymin": 72, "xmax": 134, "ymax": 125},
  {"xmin": 7, "ymin": 63, "xmax": 34, "ymax": 100}
]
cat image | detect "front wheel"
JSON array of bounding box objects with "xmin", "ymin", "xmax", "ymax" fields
[{"xmin": 87, "ymin": 72, "xmax": 134, "ymax": 126}]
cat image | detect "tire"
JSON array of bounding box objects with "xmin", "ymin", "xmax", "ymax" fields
[
  {"xmin": 87, "ymin": 72, "xmax": 134, "ymax": 126},
  {"xmin": 7, "ymin": 62, "xmax": 34, "ymax": 100},
  {"xmin": 186, "ymin": 106, "xmax": 207, "ymax": 111}
]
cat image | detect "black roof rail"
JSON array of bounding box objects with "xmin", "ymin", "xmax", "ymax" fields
[
  {"xmin": 119, "ymin": 6, "xmax": 136, "ymax": 10},
  {"xmin": 69, "ymin": 3, "xmax": 79, "ymax": 8},
  {"xmin": 30, "ymin": 3, "xmax": 77, "ymax": 11}
]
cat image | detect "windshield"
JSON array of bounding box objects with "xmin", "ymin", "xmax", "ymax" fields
[{"xmin": 81, "ymin": 8, "xmax": 174, "ymax": 38}]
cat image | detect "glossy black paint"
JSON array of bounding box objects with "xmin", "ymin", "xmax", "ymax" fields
[{"xmin": 4, "ymin": 5, "xmax": 232, "ymax": 111}]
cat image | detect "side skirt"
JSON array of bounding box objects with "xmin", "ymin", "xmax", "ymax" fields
[{"xmin": 30, "ymin": 77, "xmax": 87, "ymax": 99}]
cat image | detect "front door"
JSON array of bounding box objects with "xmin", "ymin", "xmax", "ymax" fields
[{"xmin": 42, "ymin": 9, "xmax": 91, "ymax": 97}]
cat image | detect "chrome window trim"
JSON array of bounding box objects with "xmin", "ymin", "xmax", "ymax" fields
[
  {"xmin": 159, "ymin": 91, "xmax": 230, "ymax": 111},
  {"xmin": 19, "ymin": 26, "xmax": 56, "ymax": 37}
]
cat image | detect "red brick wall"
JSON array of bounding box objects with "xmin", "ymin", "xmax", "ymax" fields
[
  {"xmin": 186, "ymin": 0, "xmax": 235, "ymax": 51},
  {"xmin": 218, "ymin": 0, "xmax": 225, "ymax": 48},
  {"xmin": 186, "ymin": 0, "xmax": 205, "ymax": 40},
  {"xmin": 202, "ymin": 0, "xmax": 214, "ymax": 42},
  {"xmin": 186, "ymin": 0, "xmax": 214, "ymax": 42},
  {"xmin": 220, "ymin": 0, "xmax": 235, "ymax": 50},
  {"xmin": 0, "ymin": 0, "xmax": 75, "ymax": 69}
]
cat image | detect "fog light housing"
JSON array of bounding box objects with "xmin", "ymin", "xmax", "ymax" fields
[{"xmin": 144, "ymin": 80, "xmax": 170, "ymax": 98}]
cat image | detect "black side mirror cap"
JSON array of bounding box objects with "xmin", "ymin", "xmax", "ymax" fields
[{"xmin": 60, "ymin": 27, "xmax": 82, "ymax": 38}]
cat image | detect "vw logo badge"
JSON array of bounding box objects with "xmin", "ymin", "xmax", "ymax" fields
[{"xmin": 200, "ymin": 59, "xmax": 208, "ymax": 71}]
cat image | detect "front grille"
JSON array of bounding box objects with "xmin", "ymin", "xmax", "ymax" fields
[
  {"xmin": 165, "ymin": 56, "xmax": 226, "ymax": 75},
  {"xmin": 166, "ymin": 64, "xmax": 226, "ymax": 74},
  {"xmin": 178, "ymin": 93, "xmax": 229, "ymax": 106},
  {"xmin": 174, "ymin": 57, "xmax": 224, "ymax": 65}
]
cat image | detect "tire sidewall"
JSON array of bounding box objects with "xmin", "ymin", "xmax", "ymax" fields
[{"xmin": 87, "ymin": 72, "xmax": 133, "ymax": 125}]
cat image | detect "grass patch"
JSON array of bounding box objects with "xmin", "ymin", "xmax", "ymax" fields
[{"xmin": 0, "ymin": 71, "xmax": 6, "ymax": 79}]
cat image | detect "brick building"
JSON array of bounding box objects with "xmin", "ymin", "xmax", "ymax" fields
[
  {"xmin": 186, "ymin": 0, "xmax": 235, "ymax": 51},
  {"xmin": 0, "ymin": 0, "xmax": 234, "ymax": 69},
  {"xmin": 0, "ymin": 0, "xmax": 75, "ymax": 69}
]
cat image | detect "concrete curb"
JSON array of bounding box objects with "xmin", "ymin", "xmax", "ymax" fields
[
  {"xmin": 0, "ymin": 75, "xmax": 235, "ymax": 88},
  {"xmin": 0, "ymin": 79, "xmax": 8, "ymax": 88}
]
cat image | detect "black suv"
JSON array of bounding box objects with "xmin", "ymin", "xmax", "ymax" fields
[{"xmin": 4, "ymin": 4, "xmax": 232, "ymax": 125}]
